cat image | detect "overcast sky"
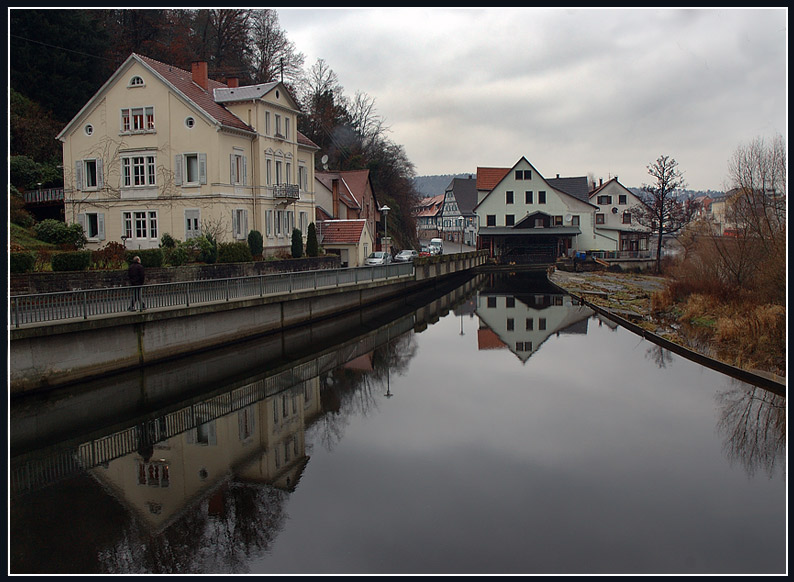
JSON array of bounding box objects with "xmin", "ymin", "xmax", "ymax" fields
[{"xmin": 278, "ymin": 7, "xmax": 787, "ymax": 191}]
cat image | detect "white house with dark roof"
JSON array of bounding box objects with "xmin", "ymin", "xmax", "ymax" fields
[
  {"xmin": 474, "ymin": 157, "xmax": 599, "ymax": 264},
  {"xmin": 57, "ymin": 53, "xmax": 319, "ymax": 254}
]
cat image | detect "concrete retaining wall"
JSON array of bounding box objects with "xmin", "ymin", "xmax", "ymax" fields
[{"xmin": 10, "ymin": 252, "xmax": 488, "ymax": 394}]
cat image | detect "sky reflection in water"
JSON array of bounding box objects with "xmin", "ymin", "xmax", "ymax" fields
[{"xmin": 10, "ymin": 275, "xmax": 786, "ymax": 575}]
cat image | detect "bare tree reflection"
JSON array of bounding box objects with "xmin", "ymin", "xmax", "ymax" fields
[
  {"xmin": 97, "ymin": 483, "xmax": 287, "ymax": 573},
  {"xmin": 645, "ymin": 344, "xmax": 673, "ymax": 369},
  {"xmin": 716, "ymin": 380, "xmax": 786, "ymax": 479}
]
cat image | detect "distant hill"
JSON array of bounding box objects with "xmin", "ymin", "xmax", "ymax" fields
[{"xmin": 413, "ymin": 174, "xmax": 473, "ymax": 197}]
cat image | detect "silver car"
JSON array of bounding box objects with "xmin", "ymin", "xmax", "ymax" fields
[
  {"xmin": 365, "ymin": 251, "xmax": 392, "ymax": 266},
  {"xmin": 394, "ymin": 249, "xmax": 419, "ymax": 262}
]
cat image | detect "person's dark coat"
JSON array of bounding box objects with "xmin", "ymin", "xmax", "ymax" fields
[{"xmin": 128, "ymin": 261, "xmax": 145, "ymax": 286}]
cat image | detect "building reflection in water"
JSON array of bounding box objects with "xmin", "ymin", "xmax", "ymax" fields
[{"xmin": 473, "ymin": 272, "xmax": 595, "ymax": 363}]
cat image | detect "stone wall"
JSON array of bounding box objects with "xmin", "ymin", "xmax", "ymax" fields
[{"xmin": 10, "ymin": 256, "xmax": 340, "ymax": 295}]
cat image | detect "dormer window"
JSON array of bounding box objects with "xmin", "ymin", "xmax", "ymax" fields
[{"xmin": 128, "ymin": 75, "xmax": 145, "ymax": 87}]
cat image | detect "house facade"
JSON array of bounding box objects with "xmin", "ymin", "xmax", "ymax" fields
[
  {"xmin": 57, "ymin": 53, "xmax": 319, "ymax": 255},
  {"xmin": 314, "ymin": 169, "xmax": 379, "ymax": 252},
  {"xmin": 317, "ymin": 219, "xmax": 373, "ymax": 267},
  {"xmin": 414, "ymin": 194, "xmax": 444, "ymax": 240},
  {"xmin": 587, "ymin": 177, "xmax": 651, "ymax": 255},
  {"xmin": 440, "ymin": 176, "xmax": 478, "ymax": 248},
  {"xmin": 474, "ymin": 157, "xmax": 598, "ymax": 264}
]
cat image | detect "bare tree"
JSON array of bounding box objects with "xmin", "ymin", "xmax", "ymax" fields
[
  {"xmin": 725, "ymin": 134, "xmax": 786, "ymax": 254},
  {"xmin": 632, "ymin": 155, "xmax": 697, "ymax": 273},
  {"xmin": 720, "ymin": 134, "xmax": 786, "ymax": 300},
  {"xmin": 249, "ymin": 9, "xmax": 305, "ymax": 86},
  {"xmin": 347, "ymin": 91, "xmax": 390, "ymax": 156}
]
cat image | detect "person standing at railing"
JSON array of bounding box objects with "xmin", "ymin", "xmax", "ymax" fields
[{"xmin": 128, "ymin": 256, "xmax": 146, "ymax": 311}]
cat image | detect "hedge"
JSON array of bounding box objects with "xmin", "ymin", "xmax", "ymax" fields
[
  {"xmin": 125, "ymin": 249, "xmax": 164, "ymax": 268},
  {"xmin": 10, "ymin": 252, "xmax": 36, "ymax": 273},
  {"xmin": 217, "ymin": 241, "xmax": 253, "ymax": 263},
  {"xmin": 51, "ymin": 250, "xmax": 92, "ymax": 271}
]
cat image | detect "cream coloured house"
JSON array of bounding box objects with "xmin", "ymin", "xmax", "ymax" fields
[
  {"xmin": 588, "ymin": 177, "xmax": 651, "ymax": 254},
  {"xmin": 56, "ymin": 53, "xmax": 319, "ymax": 254}
]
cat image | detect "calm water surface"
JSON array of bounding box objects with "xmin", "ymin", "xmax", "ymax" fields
[{"xmin": 10, "ymin": 274, "xmax": 786, "ymax": 575}]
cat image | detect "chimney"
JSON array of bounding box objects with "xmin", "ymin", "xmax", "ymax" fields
[
  {"xmin": 227, "ymin": 77, "xmax": 239, "ymax": 88},
  {"xmin": 599, "ymin": 178, "xmax": 603, "ymax": 187},
  {"xmin": 332, "ymin": 178, "xmax": 340, "ymax": 219},
  {"xmin": 191, "ymin": 61, "xmax": 209, "ymax": 90}
]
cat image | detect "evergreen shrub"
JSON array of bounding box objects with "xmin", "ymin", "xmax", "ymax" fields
[
  {"xmin": 51, "ymin": 250, "xmax": 92, "ymax": 271},
  {"xmin": 247, "ymin": 230, "xmax": 263, "ymax": 259},
  {"xmin": 218, "ymin": 241, "xmax": 253, "ymax": 263},
  {"xmin": 291, "ymin": 228, "xmax": 303, "ymax": 259},
  {"xmin": 306, "ymin": 223, "xmax": 319, "ymax": 257},
  {"xmin": 10, "ymin": 252, "xmax": 35, "ymax": 273}
]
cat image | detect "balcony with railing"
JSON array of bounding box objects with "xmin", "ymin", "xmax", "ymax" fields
[
  {"xmin": 23, "ymin": 188, "xmax": 65, "ymax": 205},
  {"xmin": 273, "ymin": 183, "xmax": 300, "ymax": 200}
]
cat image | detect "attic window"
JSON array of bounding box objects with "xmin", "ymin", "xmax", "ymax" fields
[
  {"xmin": 129, "ymin": 76, "xmax": 145, "ymax": 87},
  {"xmin": 275, "ymin": 90, "xmax": 280, "ymax": 99},
  {"xmin": 185, "ymin": 117, "xmax": 195, "ymax": 128},
  {"xmin": 84, "ymin": 124, "xmax": 94, "ymax": 136}
]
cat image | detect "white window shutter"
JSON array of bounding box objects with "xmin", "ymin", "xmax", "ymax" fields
[
  {"xmin": 97, "ymin": 213, "xmax": 105, "ymax": 240},
  {"xmin": 230, "ymin": 154, "xmax": 236, "ymax": 184},
  {"xmin": 243, "ymin": 156, "xmax": 248, "ymax": 185},
  {"xmin": 96, "ymin": 159, "xmax": 104, "ymax": 189},
  {"xmin": 243, "ymin": 210, "xmax": 249, "ymax": 236},
  {"xmin": 77, "ymin": 213, "xmax": 86, "ymax": 233},
  {"xmin": 174, "ymin": 154, "xmax": 183, "ymax": 186},
  {"xmin": 232, "ymin": 209, "xmax": 239, "ymax": 238},
  {"xmin": 199, "ymin": 153, "xmax": 207, "ymax": 185}
]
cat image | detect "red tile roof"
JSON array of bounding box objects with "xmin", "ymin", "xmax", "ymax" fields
[
  {"xmin": 319, "ymin": 220, "xmax": 366, "ymax": 244},
  {"xmin": 476, "ymin": 167, "xmax": 511, "ymax": 191},
  {"xmin": 477, "ymin": 328, "xmax": 507, "ymax": 350},
  {"xmin": 136, "ymin": 53, "xmax": 318, "ymax": 148},
  {"xmin": 137, "ymin": 54, "xmax": 253, "ymax": 133}
]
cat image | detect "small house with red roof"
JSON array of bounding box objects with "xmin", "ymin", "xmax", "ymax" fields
[
  {"xmin": 317, "ymin": 219, "xmax": 373, "ymax": 267},
  {"xmin": 57, "ymin": 53, "xmax": 319, "ymax": 256}
]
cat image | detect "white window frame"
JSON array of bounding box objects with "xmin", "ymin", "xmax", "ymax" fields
[
  {"xmin": 121, "ymin": 106, "xmax": 155, "ymax": 133},
  {"xmin": 77, "ymin": 212, "xmax": 105, "ymax": 240},
  {"xmin": 122, "ymin": 210, "xmax": 159, "ymax": 243},
  {"xmin": 122, "ymin": 154, "xmax": 157, "ymax": 188},
  {"xmin": 175, "ymin": 153, "xmax": 206, "ymax": 187},
  {"xmin": 266, "ymin": 210, "xmax": 274, "ymax": 238},
  {"xmin": 76, "ymin": 159, "xmax": 103, "ymax": 191},
  {"xmin": 298, "ymin": 164, "xmax": 308, "ymax": 191},
  {"xmin": 231, "ymin": 151, "xmax": 247, "ymax": 185},
  {"xmin": 233, "ymin": 208, "xmax": 249, "ymax": 240}
]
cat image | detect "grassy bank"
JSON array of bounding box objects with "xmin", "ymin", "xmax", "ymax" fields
[{"xmin": 551, "ymin": 270, "xmax": 786, "ymax": 380}]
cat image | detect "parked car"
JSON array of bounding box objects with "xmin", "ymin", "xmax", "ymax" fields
[
  {"xmin": 419, "ymin": 246, "xmax": 432, "ymax": 257},
  {"xmin": 365, "ymin": 251, "xmax": 393, "ymax": 266},
  {"xmin": 394, "ymin": 249, "xmax": 419, "ymax": 262},
  {"xmin": 428, "ymin": 238, "xmax": 443, "ymax": 255}
]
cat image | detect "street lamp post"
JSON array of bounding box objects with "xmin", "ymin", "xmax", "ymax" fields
[
  {"xmin": 380, "ymin": 205, "xmax": 390, "ymax": 255},
  {"xmin": 458, "ymin": 216, "xmax": 464, "ymax": 252}
]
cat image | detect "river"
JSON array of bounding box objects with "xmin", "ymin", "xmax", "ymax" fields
[{"xmin": 9, "ymin": 272, "xmax": 786, "ymax": 574}]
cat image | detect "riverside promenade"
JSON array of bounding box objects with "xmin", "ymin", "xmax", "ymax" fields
[{"xmin": 10, "ymin": 252, "xmax": 487, "ymax": 394}]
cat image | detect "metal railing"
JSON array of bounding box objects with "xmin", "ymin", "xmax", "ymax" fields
[
  {"xmin": 9, "ymin": 263, "xmax": 414, "ymax": 328},
  {"xmin": 589, "ymin": 250, "xmax": 654, "ymax": 260},
  {"xmin": 273, "ymin": 183, "xmax": 300, "ymax": 199},
  {"xmin": 23, "ymin": 188, "xmax": 65, "ymax": 204}
]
